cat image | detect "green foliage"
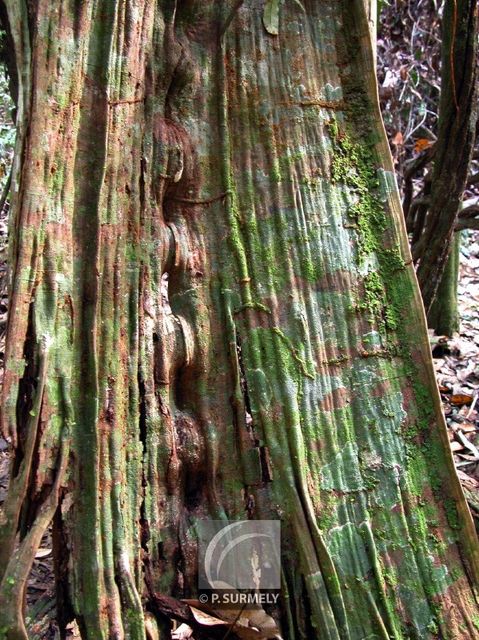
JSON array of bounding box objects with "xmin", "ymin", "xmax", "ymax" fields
[
  {"xmin": 263, "ymin": 0, "xmax": 280, "ymax": 35},
  {"xmin": 263, "ymin": 0, "xmax": 305, "ymax": 35}
]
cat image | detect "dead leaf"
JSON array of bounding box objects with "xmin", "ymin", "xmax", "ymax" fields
[
  {"xmin": 391, "ymin": 131, "xmax": 403, "ymax": 146},
  {"xmin": 414, "ymin": 138, "xmax": 433, "ymax": 153},
  {"xmin": 450, "ymin": 394, "xmax": 474, "ymax": 406},
  {"xmin": 171, "ymin": 624, "xmax": 194, "ymax": 639},
  {"xmin": 189, "ymin": 607, "xmax": 228, "ymax": 627},
  {"xmin": 457, "ymin": 469, "xmax": 479, "ymax": 488},
  {"xmin": 35, "ymin": 548, "xmax": 52, "ymax": 559},
  {"xmin": 459, "ymin": 422, "xmax": 477, "ymax": 433}
]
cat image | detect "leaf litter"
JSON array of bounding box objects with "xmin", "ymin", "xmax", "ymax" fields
[{"xmin": 431, "ymin": 231, "xmax": 479, "ymax": 530}]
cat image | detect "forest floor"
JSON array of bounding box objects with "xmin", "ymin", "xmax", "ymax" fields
[
  {"xmin": 0, "ymin": 232, "xmax": 478, "ymax": 638},
  {"xmin": 432, "ymin": 231, "xmax": 479, "ymax": 515}
]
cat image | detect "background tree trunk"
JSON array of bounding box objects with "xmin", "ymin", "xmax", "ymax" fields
[
  {"xmin": 427, "ymin": 231, "xmax": 461, "ymax": 336},
  {"xmin": 0, "ymin": 1, "xmax": 478, "ymax": 639},
  {"xmin": 412, "ymin": 0, "xmax": 478, "ymax": 313}
]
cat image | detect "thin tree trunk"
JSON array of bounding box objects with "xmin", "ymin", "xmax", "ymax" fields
[
  {"xmin": 0, "ymin": 1, "xmax": 478, "ymax": 639},
  {"xmin": 414, "ymin": 0, "xmax": 478, "ymax": 312},
  {"xmin": 427, "ymin": 231, "xmax": 461, "ymax": 336}
]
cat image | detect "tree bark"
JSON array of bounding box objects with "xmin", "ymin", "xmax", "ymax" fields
[
  {"xmin": 414, "ymin": 0, "xmax": 478, "ymax": 313},
  {"xmin": 427, "ymin": 231, "xmax": 461, "ymax": 336},
  {"xmin": 0, "ymin": 1, "xmax": 478, "ymax": 639}
]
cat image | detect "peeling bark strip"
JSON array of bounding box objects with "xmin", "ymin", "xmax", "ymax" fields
[{"xmin": 0, "ymin": 1, "xmax": 478, "ymax": 639}]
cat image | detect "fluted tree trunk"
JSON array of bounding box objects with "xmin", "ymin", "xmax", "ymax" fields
[{"xmin": 0, "ymin": 1, "xmax": 478, "ymax": 639}]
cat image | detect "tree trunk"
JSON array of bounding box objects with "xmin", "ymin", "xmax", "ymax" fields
[
  {"xmin": 413, "ymin": 0, "xmax": 478, "ymax": 313},
  {"xmin": 0, "ymin": 1, "xmax": 478, "ymax": 639},
  {"xmin": 427, "ymin": 232, "xmax": 461, "ymax": 336}
]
